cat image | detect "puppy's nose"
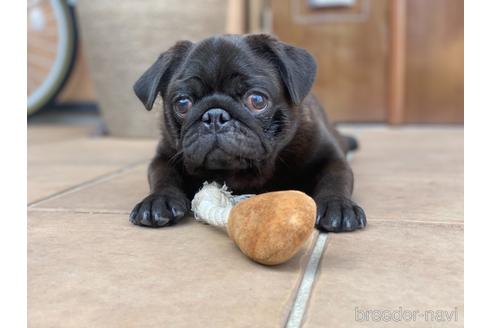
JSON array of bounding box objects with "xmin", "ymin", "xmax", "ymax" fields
[{"xmin": 201, "ymin": 108, "xmax": 231, "ymax": 129}]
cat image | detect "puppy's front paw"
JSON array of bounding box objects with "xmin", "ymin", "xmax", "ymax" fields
[
  {"xmin": 315, "ymin": 197, "xmax": 366, "ymax": 232},
  {"xmin": 129, "ymin": 192, "xmax": 190, "ymax": 227}
]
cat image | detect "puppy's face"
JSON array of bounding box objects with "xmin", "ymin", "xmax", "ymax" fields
[{"xmin": 134, "ymin": 35, "xmax": 316, "ymax": 185}]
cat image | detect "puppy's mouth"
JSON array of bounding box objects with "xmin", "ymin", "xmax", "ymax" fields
[
  {"xmin": 182, "ymin": 129, "xmax": 267, "ymax": 173},
  {"xmin": 203, "ymin": 148, "xmax": 250, "ymax": 170}
]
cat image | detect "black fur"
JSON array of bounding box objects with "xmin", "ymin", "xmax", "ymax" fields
[{"xmin": 130, "ymin": 34, "xmax": 366, "ymax": 232}]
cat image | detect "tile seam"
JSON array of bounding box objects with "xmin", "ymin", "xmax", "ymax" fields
[
  {"xmin": 27, "ymin": 207, "xmax": 130, "ymax": 215},
  {"xmin": 27, "ymin": 159, "xmax": 148, "ymax": 208},
  {"xmin": 27, "ymin": 207, "xmax": 465, "ymax": 228},
  {"xmin": 369, "ymin": 218, "xmax": 463, "ymax": 226},
  {"xmin": 284, "ymin": 233, "xmax": 329, "ymax": 328}
]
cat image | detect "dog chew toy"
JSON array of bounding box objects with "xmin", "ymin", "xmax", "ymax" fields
[{"xmin": 191, "ymin": 182, "xmax": 316, "ymax": 265}]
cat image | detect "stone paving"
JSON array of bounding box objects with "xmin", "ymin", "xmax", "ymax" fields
[{"xmin": 27, "ymin": 124, "xmax": 463, "ymax": 327}]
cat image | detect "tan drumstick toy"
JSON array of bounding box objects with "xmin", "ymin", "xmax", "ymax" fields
[{"xmin": 191, "ymin": 182, "xmax": 316, "ymax": 265}]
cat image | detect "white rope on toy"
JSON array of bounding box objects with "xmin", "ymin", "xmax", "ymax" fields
[{"xmin": 191, "ymin": 182, "xmax": 254, "ymax": 227}]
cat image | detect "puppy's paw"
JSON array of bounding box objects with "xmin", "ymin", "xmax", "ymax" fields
[
  {"xmin": 129, "ymin": 192, "xmax": 190, "ymax": 227},
  {"xmin": 315, "ymin": 197, "xmax": 366, "ymax": 232}
]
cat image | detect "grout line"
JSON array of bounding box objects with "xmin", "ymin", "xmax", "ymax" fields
[
  {"xmin": 28, "ymin": 207, "xmax": 464, "ymax": 227},
  {"xmin": 28, "ymin": 159, "xmax": 148, "ymax": 208},
  {"xmin": 27, "ymin": 207, "xmax": 130, "ymax": 215},
  {"xmin": 284, "ymin": 149, "xmax": 357, "ymax": 327},
  {"xmin": 369, "ymin": 218, "xmax": 464, "ymax": 226},
  {"xmin": 285, "ymin": 233, "xmax": 329, "ymax": 328}
]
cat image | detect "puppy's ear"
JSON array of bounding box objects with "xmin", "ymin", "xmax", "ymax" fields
[
  {"xmin": 134, "ymin": 41, "xmax": 193, "ymax": 110},
  {"xmin": 246, "ymin": 34, "xmax": 317, "ymax": 105}
]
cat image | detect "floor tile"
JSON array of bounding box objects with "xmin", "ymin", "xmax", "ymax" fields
[
  {"xmin": 353, "ymin": 173, "xmax": 463, "ymax": 222},
  {"xmin": 352, "ymin": 127, "xmax": 463, "ymax": 177},
  {"xmin": 28, "ymin": 163, "xmax": 122, "ymax": 204},
  {"xmin": 28, "ymin": 137, "xmax": 157, "ymax": 166},
  {"xmin": 27, "ymin": 136, "xmax": 156, "ymax": 204},
  {"xmin": 304, "ymin": 222, "xmax": 463, "ymax": 328},
  {"xmin": 27, "ymin": 125, "xmax": 93, "ymax": 145},
  {"xmin": 28, "ymin": 211, "xmax": 314, "ymax": 327},
  {"xmin": 350, "ymin": 128, "xmax": 463, "ymax": 223},
  {"xmin": 27, "ymin": 125, "xmax": 464, "ymax": 327},
  {"xmin": 30, "ymin": 164, "xmax": 148, "ymax": 212}
]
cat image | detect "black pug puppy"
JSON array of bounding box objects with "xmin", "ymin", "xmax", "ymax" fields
[{"xmin": 130, "ymin": 34, "xmax": 366, "ymax": 232}]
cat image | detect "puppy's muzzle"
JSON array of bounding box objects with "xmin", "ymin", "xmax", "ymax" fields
[{"xmin": 201, "ymin": 108, "xmax": 231, "ymax": 131}]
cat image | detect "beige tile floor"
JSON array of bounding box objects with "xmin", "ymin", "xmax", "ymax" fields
[{"xmin": 27, "ymin": 124, "xmax": 463, "ymax": 327}]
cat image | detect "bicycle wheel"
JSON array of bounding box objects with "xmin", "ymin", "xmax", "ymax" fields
[{"xmin": 27, "ymin": 0, "xmax": 77, "ymax": 116}]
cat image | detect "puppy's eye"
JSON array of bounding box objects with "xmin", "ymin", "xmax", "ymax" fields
[
  {"xmin": 174, "ymin": 96, "xmax": 193, "ymax": 115},
  {"xmin": 246, "ymin": 93, "xmax": 268, "ymax": 112}
]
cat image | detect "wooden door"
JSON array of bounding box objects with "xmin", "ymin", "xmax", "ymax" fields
[
  {"xmin": 402, "ymin": 0, "xmax": 464, "ymax": 123},
  {"xmin": 271, "ymin": 0, "xmax": 464, "ymax": 124},
  {"xmin": 272, "ymin": 0, "xmax": 389, "ymax": 122}
]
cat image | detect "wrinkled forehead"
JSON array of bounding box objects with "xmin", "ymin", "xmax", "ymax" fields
[{"xmin": 174, "ymin": 37, "xmax": 279, "ymax": 92}]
